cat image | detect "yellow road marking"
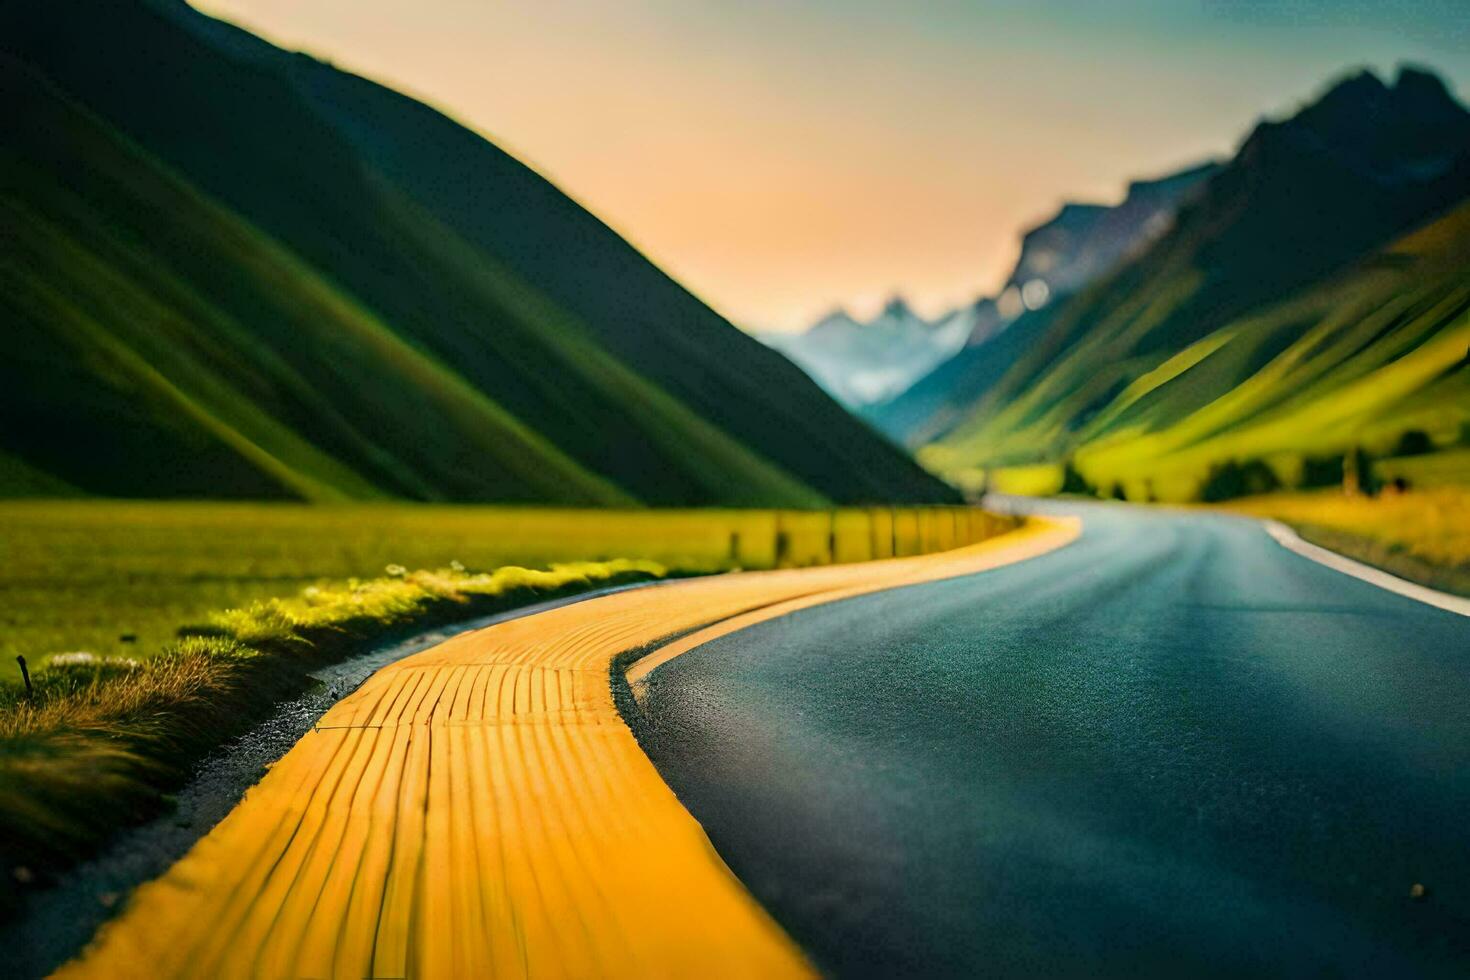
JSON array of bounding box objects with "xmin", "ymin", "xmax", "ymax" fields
[{"xmin": 58, "ymin": 517, "xmax": 1078, "ymax": 979}]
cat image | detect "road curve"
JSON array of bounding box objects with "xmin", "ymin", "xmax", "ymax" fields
[
  {"xmin": 57, "ymin": 516, "xmax": 1076, "ymax": 980},
  {"xmin": 630, "ymin": 501, "xmax": 1470, "ymax": 978}
]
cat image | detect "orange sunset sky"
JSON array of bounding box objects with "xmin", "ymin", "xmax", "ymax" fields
[{"xmin": 196, "ymin": 1, "xmax": 1469, "ymax": 332}]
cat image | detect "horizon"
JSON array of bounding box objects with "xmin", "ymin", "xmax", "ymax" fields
[{"xmin": 194, "ymin": 0, "xmax": 1470, "ymax": 332}]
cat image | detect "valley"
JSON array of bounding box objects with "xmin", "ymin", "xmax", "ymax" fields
[{"xmin": 3, "ymin": 3, "xmax": 1468, "ymax": 977}]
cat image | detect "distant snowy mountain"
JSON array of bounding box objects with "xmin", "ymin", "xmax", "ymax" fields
[
  {"xmin": 761, "ymin": 297, "xmax": 970, "ymax": 407},
  {"xmin": 864, "ymin": 159, "xmax": 1222, "ymax": 441},
  {"xmin": 761, "ymin": 161, "xmax": 1219, "ymax": 412}
]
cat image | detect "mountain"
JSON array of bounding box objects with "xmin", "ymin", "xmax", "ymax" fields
[
  {"xmin": 761, "ymin": 297, "xmax": 972, "ymax": 407},
  {"xmin": 1055, "ymin": 200, "xmax": 1470, "ymax": 501},
  {"xmin": 882, "ymin": 66, "xmax": 1470, "ymax": 498},
  {"xmin": 864, "ymin": 161, "xmax": 1219, "ymax": 441},
  {"xmin": 998, "ymin": 162, "xmax": 1223, "ymax": 314},
  {"xmin": 0, "ymin": 0, "xmax": 953, "ymax": 506},
  {"xmin": 766, "ymin": 162, "xmax": 1217, "ymax": 411}
]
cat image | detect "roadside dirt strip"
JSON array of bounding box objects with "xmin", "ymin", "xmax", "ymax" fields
[{"xmin": 59, "ymin": 516, "xmax": 1079, "ymax": 980}]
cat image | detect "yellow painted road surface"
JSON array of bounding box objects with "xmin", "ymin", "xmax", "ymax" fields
[{"xmin": 58, "ymin": 517, "xmax": 1078, "ymax": 980}]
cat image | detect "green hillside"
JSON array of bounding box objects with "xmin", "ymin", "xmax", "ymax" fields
[
  {"xmin": 924, "ymin": 202, "xmax": 1470, "ymax": 500},
  {"xmin": 885, "ymin": 67, "xmax": 1470, "ymax": 500},
  {"xmin": 0, "ymin": 1, "xmax": 950, "ymax": 507}
]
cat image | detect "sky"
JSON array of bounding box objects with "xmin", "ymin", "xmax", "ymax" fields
[{"xmin": 196, "ymin": 1, "xmax": 1470, "ymax": 332}]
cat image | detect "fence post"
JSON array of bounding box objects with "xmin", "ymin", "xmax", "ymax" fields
[{"xmin": 16, "ymin": 655, "xmax": 33, "ymax": 700}]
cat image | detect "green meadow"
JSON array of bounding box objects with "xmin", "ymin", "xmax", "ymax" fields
[{"xmin": 0, "ymin": 500, "xmax": 1010, "ymax": 683}]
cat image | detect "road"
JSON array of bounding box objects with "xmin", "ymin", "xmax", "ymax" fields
[{"xmin": 632, "ymin": 502, "xmax": 1470, "ymax": 978}]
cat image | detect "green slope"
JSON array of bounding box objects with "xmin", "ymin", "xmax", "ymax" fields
[
  {"xmin": 0, "ymin": 0, "xmax": 949, "ymax": 507},
  {"xmin": 2, "ymin": 61, "xmax": 631, "ymax": 504},
  {"xmin": 1079, "ymin": 206, "xmax": 1470, "ymax": 498},
  {"xmin": 233, "ymin": 24, "xmax": 939, "ymax": 506},
  {"xmin": 0, "ymin": 1, "xmax": 950, "ymax": 507},
  {"xmin": 922, "ymin": 202, "xmax": 1470, "ymax": 500},
  {"xmin": 902, "ymin": 68, "xmax": 1470, "ymax": 500}
]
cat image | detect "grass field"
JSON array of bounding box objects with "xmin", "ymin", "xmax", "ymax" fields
[
  {"xmin": 1226, "ymin": 487, "xmax": 1470, "ymax": 596},
  {"xmin": 0, "ymin": 502, "xmax": 740, "ymax": 684},
  {"xmin": 0, "ymin": 501, "xmax": 1014, "ymax": 912},
  {"xmin": 0, "ymin": 501, "xmax": 1010, "ymax": 683}
]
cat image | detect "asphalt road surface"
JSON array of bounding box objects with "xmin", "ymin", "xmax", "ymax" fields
[{"xmin": 632, "ymin": 502, "xmax": 1470, "ymax": 978}]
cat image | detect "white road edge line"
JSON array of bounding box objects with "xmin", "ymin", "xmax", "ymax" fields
[{"xmin": 1262, "ymin": 519, "xmax": 1470, "ymax": 618}]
